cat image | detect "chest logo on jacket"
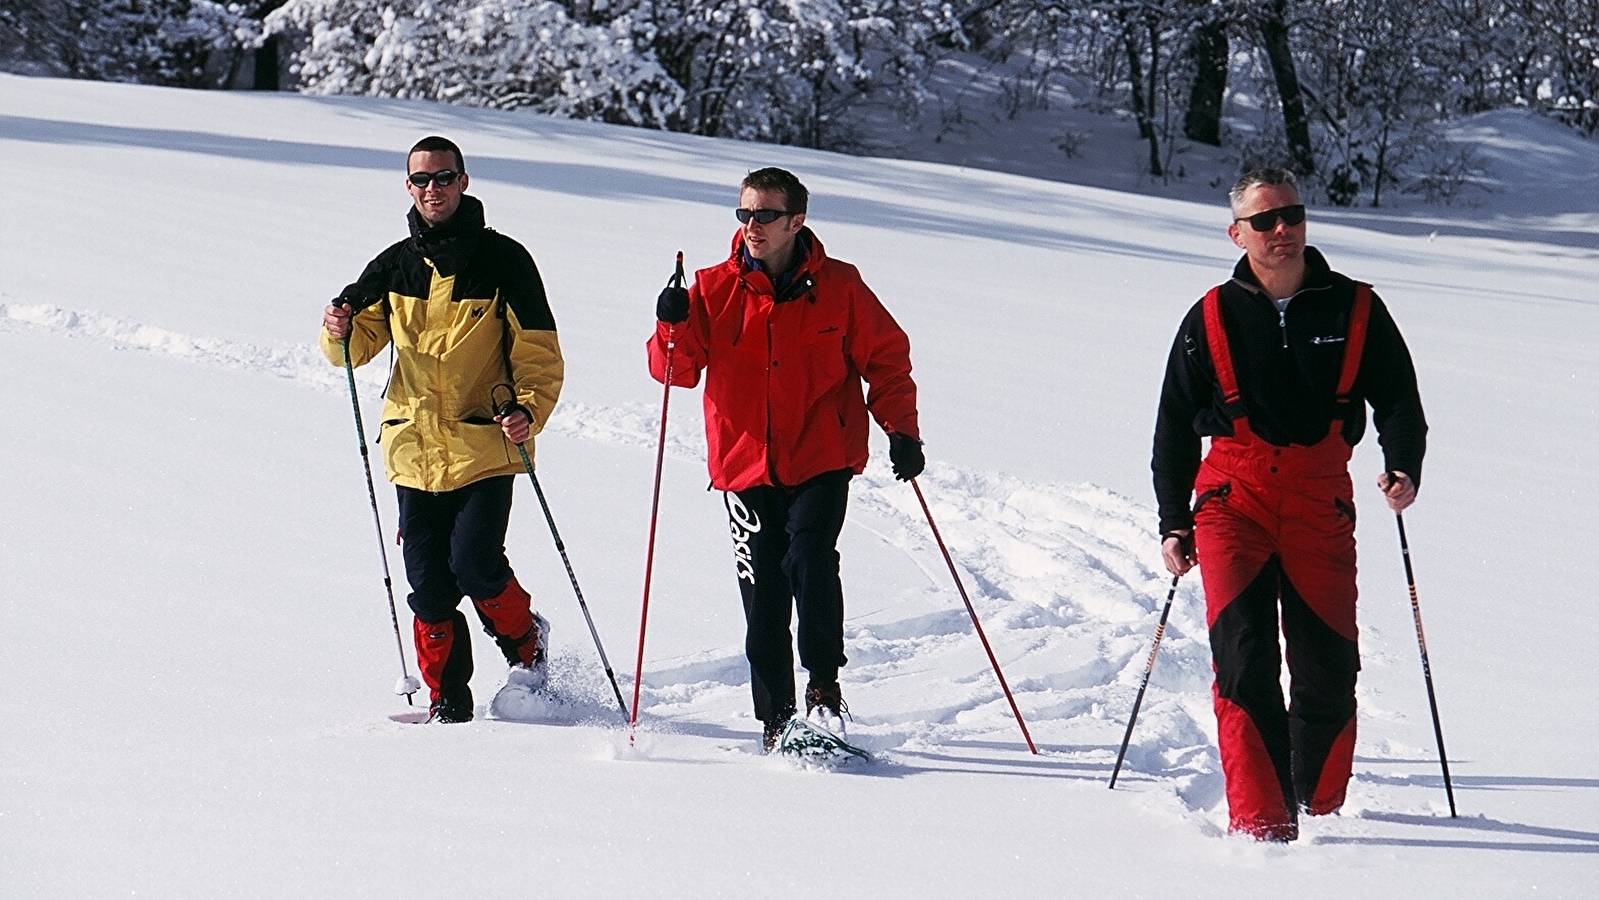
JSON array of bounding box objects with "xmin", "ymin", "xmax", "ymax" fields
[{"xmin": 726, "ymin": 493, "xmax": 762, "ymax": 584}]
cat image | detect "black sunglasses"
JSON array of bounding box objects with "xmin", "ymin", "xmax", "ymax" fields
[
  {"xmin": 735, "ymin": 208, "xmax": 793, "ymax": 225},
  {"xmin": 408, "ymin": 169, "xmax": 461, "ymax": 188},
  {"xmin": 1235, "ymin": 204, "xmax": 1306, "ymax": 232}
]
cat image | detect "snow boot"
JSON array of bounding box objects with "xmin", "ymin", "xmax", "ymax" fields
[
  {"xmin": 804, "ymin": 680, "xmax": 850, "ymax": 737},
  {"xmin": 473, "ymin": 577, "xmax": 550, "ymax": 690},
  {"xmin": 415, "ymin": 611, "xmax": 474, "ymax": 723},
  {"xmin": 500, "ymin": 612, "xmax": 551, "ymax": 693},
  {"xmin": 762, "ymin": 716, "xmax": 791, "ymax": 754}
]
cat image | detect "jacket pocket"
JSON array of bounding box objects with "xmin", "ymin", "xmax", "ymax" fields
[
  {"xmin": 1194, "ymin": 482, "xmax": 1232, "ymax": 514},
  {"xmin": 377, "ymin": 417, "xmax": 409, "ymax": 445},
  {"xmin": 1334, "ymin": 496, "xmax": 1357, "ymax": 525},
  {"xmin": 458, "ymin": 419, "xmax": 515, "ymax": 467}
]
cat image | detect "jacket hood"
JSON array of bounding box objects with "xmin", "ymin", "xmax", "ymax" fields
[{"xmin": 408, "ymin": 193, "xmax": 485, "ymax": 278}]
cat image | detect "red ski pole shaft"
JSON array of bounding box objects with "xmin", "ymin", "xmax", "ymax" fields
[
  {"xmin": 631, "ymin": 252, "xmax": 685, "ymax": 741},
  {"xmin": 912, "ymin": 479, "xmax": 1038, "ymax": 755}
]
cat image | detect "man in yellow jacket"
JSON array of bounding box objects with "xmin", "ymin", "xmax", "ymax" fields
[{"xmin": 322, "ymin": 136, "xmax": 564, "ymax": 723}]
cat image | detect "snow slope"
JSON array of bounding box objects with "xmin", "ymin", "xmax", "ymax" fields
[{"xmin": 2, "ymin": 74, "xmax": 1596, "ymax": 898}]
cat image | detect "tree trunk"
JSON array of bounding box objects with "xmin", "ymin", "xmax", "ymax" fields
[
  {"xmin": 1183, "ymin": 17, "xmax": 1228, "ymax": 146},
  {"xmin": 1123, "ymin": 25, "xmax": 1164, "ymax": 177},
  {"xmin": 1146, "ymin": 13, "xmax": 1164, "ymax": 177},
  {"xmin": 1124, "ymin": 28, "xmax": 1153, "ymax": 141},
  {"xmin": 1257, "ymin": 0, "xmax": 1315, "ymax": 176}
]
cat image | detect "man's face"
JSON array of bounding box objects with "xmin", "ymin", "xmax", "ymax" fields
[
  {"xmin": 1228, "ymin": 183, "xmax": 1305, "ymax": 272},
  {"xmin": 406, "ymin": 149, "xmax": 468, "ymax": 227},
  {"xmin": 739, "ymin": 186, "xmax": 805, "ymax": 268}
]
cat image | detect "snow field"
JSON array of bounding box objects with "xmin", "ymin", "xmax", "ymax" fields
[{"xmin": 2, "ymin": 74, "xmax": 1597, "ymax": 897}]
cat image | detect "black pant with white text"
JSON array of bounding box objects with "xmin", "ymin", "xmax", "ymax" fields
[{"xmin": 726, "ymin": 469, "xmax": 851, "ymax": 724}]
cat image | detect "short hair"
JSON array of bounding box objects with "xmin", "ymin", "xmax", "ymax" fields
[
  {"xmin": 741, "ymin": 167, "xmax": 808, "ymax": 214},
  {"xmin": 409, "ymin": 135, "xmax": 466, "ymax": 173},
  {"xmin": 1229, "ymin": 168, "xmax": 1298, "ymax": 216}
]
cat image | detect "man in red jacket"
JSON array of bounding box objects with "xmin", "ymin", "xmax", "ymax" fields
[{"xmin": 648, "ymin": 167, "xmax": 924, "ymax": 752}]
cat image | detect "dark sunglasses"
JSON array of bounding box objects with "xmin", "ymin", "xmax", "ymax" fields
[
  {"xmin": 735, "ymin": 207, "xmax": 793, "ymax": 225},
  {"xmin": 408, "ymin": 169, "xmax": 461, "ymax": 188},
  {"xmin": 1235, "ymin": 204, "xmax": 1306, "ymax": 232}
]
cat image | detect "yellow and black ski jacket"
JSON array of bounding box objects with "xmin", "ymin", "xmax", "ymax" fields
[{"xmin": 321, "ymin": 195, "xmax": 564, "ymax": 493}]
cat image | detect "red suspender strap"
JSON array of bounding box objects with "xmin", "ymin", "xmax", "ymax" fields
[
  {"xmin": 1332, "ymin": 283, "xmax": 1373, "ymax": 421},
  {"xmin": 1201, "ymin": 286, "xmax": 1244, "ymax": 420}
]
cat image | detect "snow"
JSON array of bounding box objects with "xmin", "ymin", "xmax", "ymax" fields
[{"xmin": 2, "ymin": 73, "xmax": 1597, "ymax": 897}]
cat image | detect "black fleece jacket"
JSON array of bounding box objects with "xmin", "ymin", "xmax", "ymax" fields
[{"xmin": 1151, "ymin": 247, "xmax": 1427, "ymax": 535}]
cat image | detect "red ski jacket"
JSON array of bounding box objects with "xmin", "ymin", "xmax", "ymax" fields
[{"xmin": 647, "ymin": 229, "xmax": 919, "ymax": 493}]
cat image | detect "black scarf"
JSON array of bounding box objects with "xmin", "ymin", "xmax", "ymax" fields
[{"xmin": 407, "ymin": 193, "xmax": 485, "ymax": 277}]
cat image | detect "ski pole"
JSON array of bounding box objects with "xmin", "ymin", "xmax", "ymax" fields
[
  {"xmin": 493, "ymin": 389, "xmax": 629, "ymax": 719},
  {"xmin": 1393, "ymin": 501, "xmax": 1458, "ymax": 817},
  {"xmin": 910, "ymin": 478, "xmax": 1038, "ymax": 755},
  {"xmin": 1109, "ymin": 574, "xmax": 1180, "ymax": 789},
  {"xmin": 340, "ymin": 332, "xmax": 420, "ymax": 705},
  {"xmin": 631, "ymin": 251, "xmax": 685, "ymax": 741}
]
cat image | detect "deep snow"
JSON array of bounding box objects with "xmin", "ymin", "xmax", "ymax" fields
[{"xmin": 1, "ymin": 74, "xmax": 1596, "ymax": 898}]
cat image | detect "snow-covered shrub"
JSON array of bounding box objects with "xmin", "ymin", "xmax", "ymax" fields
[
  {"xmin": 1, "ymin": 0, "xmax": 255, "ymax": 86},
  {"xmin": 266, "ymin": 0, "xmax": 683, "ymax": 126}
]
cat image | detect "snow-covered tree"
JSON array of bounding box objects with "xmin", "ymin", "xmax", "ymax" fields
[
  {"xmin": 1290, "ymin": 0, "xmax": 1450, "ymax": 205},
  {"xmin": 640, "ymin": 0, "xmax": 960, "ymax": 148}
]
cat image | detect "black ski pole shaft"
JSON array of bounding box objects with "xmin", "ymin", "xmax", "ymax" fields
[
  {"xmin": 342, "ymin": 336, "xmax": 418, "ymax": 706},
  {"xmin": 507, "ymin": 437, "xmax": 629, "ymax": 719},
  {"xmin": 631, "ymin": 251, "xmax": 685, "ymax": 742},
  {"xmin": 911, "ymin": 478, "xmax": 1038, "ymax": 755},
  {"xmin": 1395, "ymin": 510, "xmax": 1458, "ymax": 817},
  {"xmin": 1109, "ymin": 575, "xmax": 1180, "ymax": 789}
]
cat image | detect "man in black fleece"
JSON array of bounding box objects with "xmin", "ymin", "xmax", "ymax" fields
[{"xmin": 1151, "ymin": 168, "xmax": 1427, "ymax": 841}]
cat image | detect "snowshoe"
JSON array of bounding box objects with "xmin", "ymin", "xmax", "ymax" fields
[{"xmin": 777, "ymin": 717, "xmax": 870, "ymax": 764}]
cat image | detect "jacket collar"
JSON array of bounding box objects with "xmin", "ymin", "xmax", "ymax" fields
[
  {"xmin": 1229, "ymin": 245, "xmax": 1335, "ymax": 301},
  {"xmin": 408, "ymin": 193, "xmax": 485, "ymax": 278},
  {"xmin": 732, "ymin": 227, "xmax": 822, "ymax": 301}
]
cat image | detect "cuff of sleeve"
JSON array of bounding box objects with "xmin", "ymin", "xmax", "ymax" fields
[{"xmin": 1158, "ymin": 517, "xmax": 1194, "ymax": 538}]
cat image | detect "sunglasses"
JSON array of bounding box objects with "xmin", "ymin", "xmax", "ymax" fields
[
  {"xmin": 735, "ymin": 208, "xmax": 793, "ymax": 225},
  {"xmin": 408, "ymin": 169, "xmax": 461, "ymax": 188},
  {"xmin": 1235, "ymin": 204, "xmax": 1306, "ymax": 232}
]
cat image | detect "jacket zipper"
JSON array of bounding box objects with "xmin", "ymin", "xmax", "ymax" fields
[{"xmin": 765, "ymin": 313, "xmax": 779, "ymax": 487}]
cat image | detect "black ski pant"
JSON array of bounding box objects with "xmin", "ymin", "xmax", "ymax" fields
[
  {"xmin": 726, "ymin": 469, "xmax": 851, "ymax": 724},
  {"xmin": 396, "ymin": 475, "xmax": 516, "ymax": 624}
]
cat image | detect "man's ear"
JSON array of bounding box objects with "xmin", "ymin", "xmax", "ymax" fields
[
  {"xmin": 1227, "ymin": 222, "xmax": 1244, "ymax": 249},
  {"xmin": 458, "ymin": 172, "xmax": 469, "ymax": 192},
  {"xmin": 790, "ymin": 211, "xmax": 805, "ymax": 233}
]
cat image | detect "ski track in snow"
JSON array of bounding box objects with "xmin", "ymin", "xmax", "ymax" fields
[{"xmin": 0, "ymin": 299, "xmax": 1421, "ymax": 821}]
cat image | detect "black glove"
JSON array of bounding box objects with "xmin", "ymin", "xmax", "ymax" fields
[
  {"xmin": 657, "ymin": 286, "xmax": 690, "ymax": 324},
  {"xmin": 888, "ymin": 432, "xmax": 925, "ymax": 481}
]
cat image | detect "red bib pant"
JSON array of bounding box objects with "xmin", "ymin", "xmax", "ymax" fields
[{"xmin": 1195, "ymin": 285, "xmax": 1370, "ymax": 839}]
